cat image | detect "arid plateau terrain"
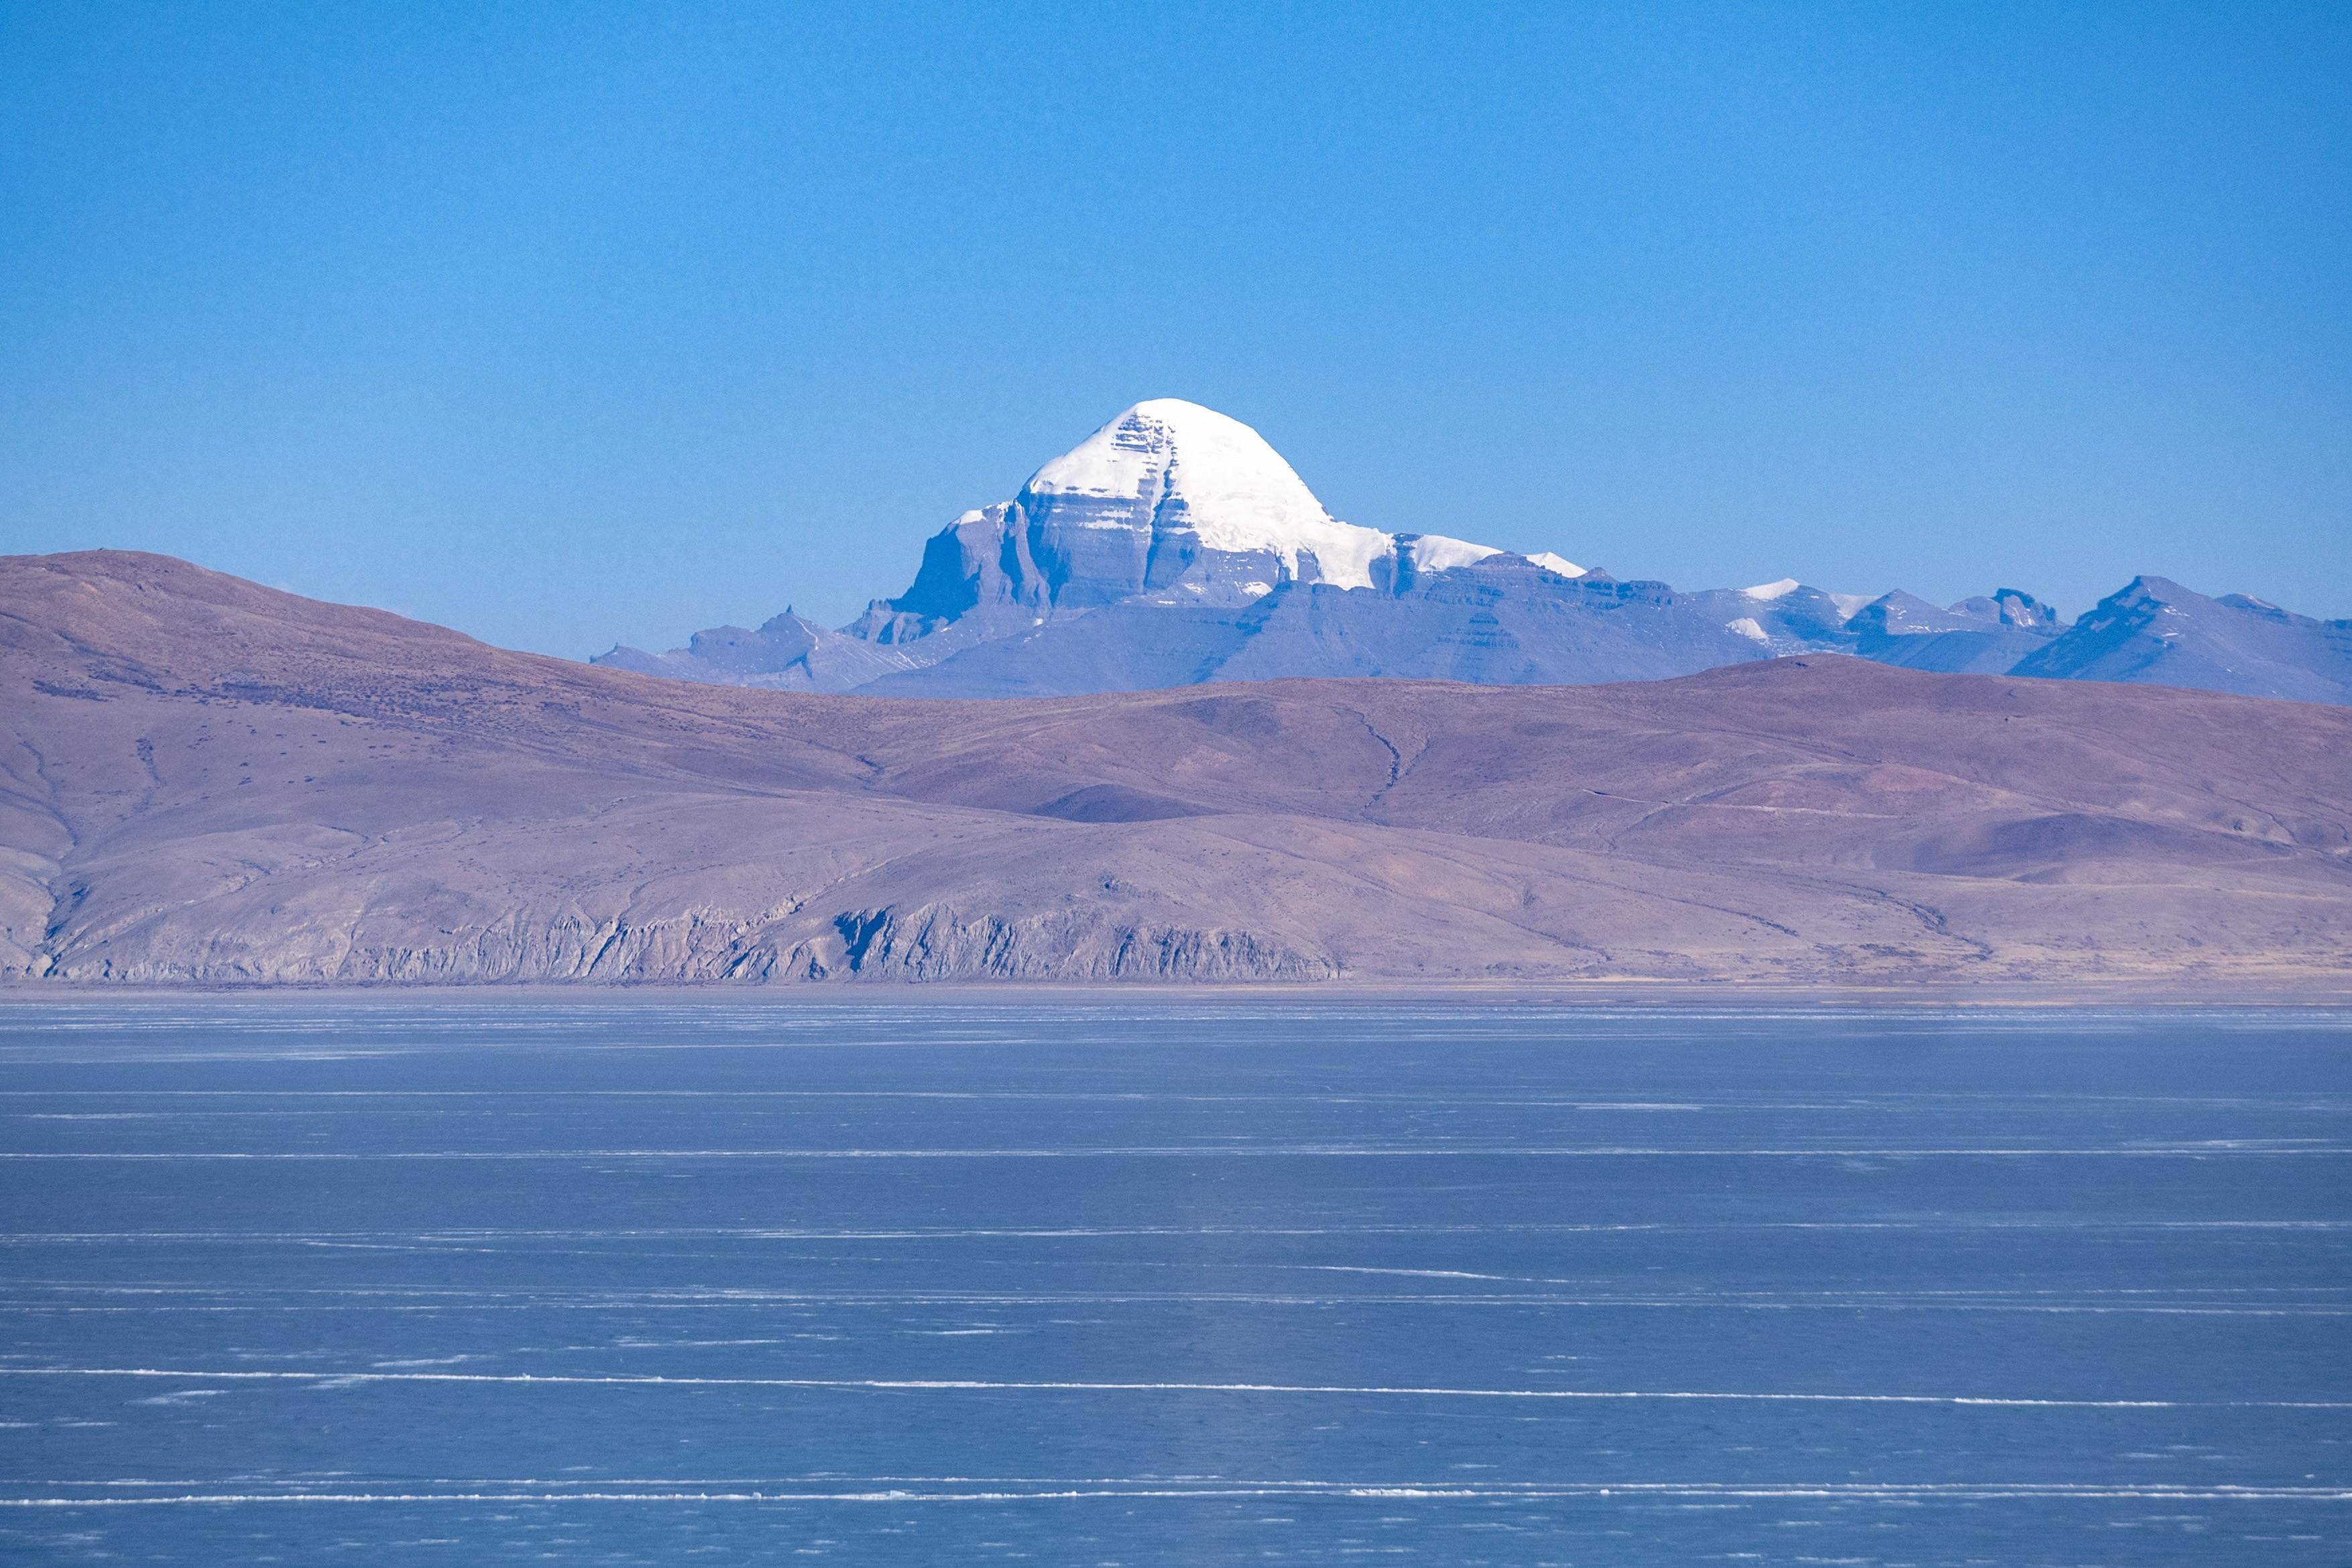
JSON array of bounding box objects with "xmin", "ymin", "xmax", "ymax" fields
[{"xmin": 3, "ymin": 550, "xmax": 2348, "ymax": 986}]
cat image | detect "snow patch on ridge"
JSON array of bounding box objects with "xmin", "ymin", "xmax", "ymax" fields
[
  {"xmin": 1741, "ymin": 579, "xmax": 1871, "ymax": 621},
  {"xmin": 1526, "ymin": 551, "xmax": 1584, "ymax": 579},
  {"xmin": 1405, "ymin": 534, "xmax": 1503, "ymax": 572}
]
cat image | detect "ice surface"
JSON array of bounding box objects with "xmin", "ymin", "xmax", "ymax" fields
[{"xmin": 7, "ymin": 1001, "xmax": 2349, "ymax": 1565}]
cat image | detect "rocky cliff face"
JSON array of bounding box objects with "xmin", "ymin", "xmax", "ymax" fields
[{"xmin": 11, "ymin": 551, "xmax": 2352, "ymax": 987}]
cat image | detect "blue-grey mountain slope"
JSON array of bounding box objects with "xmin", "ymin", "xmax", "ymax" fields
[
  {"xmin": 856, "ymin": 561, "xmax": 1773, "ymax": 698},
  {"xmin": 595, "ymin": 609, "xmax": 919, "ymax": 690},
  {"xmin": 2011, "ymin": 576, "xmax": 2352, "ymax": 705}
]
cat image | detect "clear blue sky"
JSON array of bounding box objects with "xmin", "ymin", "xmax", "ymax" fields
[{"xmin": 5, "ymin": 3, "xmax": 2347, "ymax": 656}]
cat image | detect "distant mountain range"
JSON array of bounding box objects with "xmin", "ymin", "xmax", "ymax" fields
[{"xmin": 597, "ymin": 399, "xmax": 2352, "ymax": 705}]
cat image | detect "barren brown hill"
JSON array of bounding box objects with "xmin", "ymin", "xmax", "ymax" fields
[{"xmin": 3, "ymin": 550, "xmax": 2348, "ymax": 985}]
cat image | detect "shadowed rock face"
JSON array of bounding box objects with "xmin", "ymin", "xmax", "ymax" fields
[{"xmin": 5, "ymin": 551, "xmax": 2351, "ymax": 987}]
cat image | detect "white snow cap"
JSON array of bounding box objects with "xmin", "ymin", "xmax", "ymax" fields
[
  {"xmin": 1742, "ymin": 577, "xmax": 1802, "ymax": 601},
  {"xmin": 1404, "ymin": 533, "xmax": 1503, "ymax": 572},
  {"xmin": 1525, "ymin": 550, "xmax": 1584, "ymax": 579},
  {"xmin": 1022, "ymin": 399, "xmax": 1401, "ymax": 590}
]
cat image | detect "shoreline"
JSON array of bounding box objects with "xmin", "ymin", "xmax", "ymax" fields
[{"xmin": 5, "ymin": 979, "xmax": 2351, "ymax": 1010}]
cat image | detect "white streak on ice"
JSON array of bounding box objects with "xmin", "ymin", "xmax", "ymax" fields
[{"xmin": 4, "ymin": 1367, "xmax": 2343, "ymax": 1409}]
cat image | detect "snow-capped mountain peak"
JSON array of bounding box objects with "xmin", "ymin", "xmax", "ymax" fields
[
  {"xmin": 1025, "ymin": 400, "xmax": 1321, "ymax": 520},
  {"xmin": 1020, "ymin": 400, "xmax": 1399, "ymax": 590}
]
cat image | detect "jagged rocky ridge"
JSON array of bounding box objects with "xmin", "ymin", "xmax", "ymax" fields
[
  {"xmin": 7, "ymin": 551, "xmax": 2351, "ymax": 986},
  {"xmin": 597, "ymin": 399, "xmax": 2352, "ymax": 705}
]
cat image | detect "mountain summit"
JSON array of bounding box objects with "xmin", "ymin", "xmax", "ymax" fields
[
  {"xmin": 595, "ymin": 401, "xmax": 2351, "ymax": 706},
  {"xmin": 1021, "ymin": 398, "xmax": 1401, "ymax": 591}
]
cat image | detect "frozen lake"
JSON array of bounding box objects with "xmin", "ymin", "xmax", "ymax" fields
[{"xmin": 1, "ymin": 996, "xmax": 2347, "ymax": 1564}]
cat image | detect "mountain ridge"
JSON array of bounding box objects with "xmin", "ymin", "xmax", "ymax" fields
[{"xmin": 597, "ymin": 400, "xmax": 2352, "ymax": 705}]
